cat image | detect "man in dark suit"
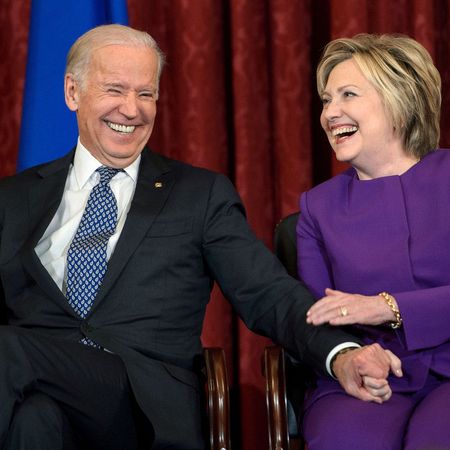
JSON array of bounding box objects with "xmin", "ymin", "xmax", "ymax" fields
[{"xmin": 0, "ymin": 24, "xmax": 400, "ymax": 449}]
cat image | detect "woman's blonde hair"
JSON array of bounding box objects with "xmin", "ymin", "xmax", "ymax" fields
[
  {"xmin": 317, "ymin": 34, "xmax": 441, "ymax": 158},
  {"xmin": 65, "ymin": 24, "xmax": 165, "ymax": 92}
]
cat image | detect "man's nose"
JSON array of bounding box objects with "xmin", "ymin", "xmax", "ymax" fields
[{"xmin": 119, "ymin": 94, "xmax": 138, "ymax": 118}]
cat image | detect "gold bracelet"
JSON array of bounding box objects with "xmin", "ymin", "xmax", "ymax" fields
[{"xmin": 378, "ymin": 291, "xmax": 402, "ymax": 329}]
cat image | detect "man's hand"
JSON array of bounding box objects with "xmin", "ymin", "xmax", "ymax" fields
[{"xmin": 332, "ymin": 344, "xmax": 402, "ymax": 404}]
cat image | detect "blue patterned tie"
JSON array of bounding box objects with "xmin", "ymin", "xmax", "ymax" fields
[{"xmin": 66, "ymin": 166, "xmax": 120, "ymax": 346}]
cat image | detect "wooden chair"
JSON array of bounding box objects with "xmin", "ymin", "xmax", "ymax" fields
[
  {"xmin": 204, "ymin": 347, "xmax": 232, "ymax": 450},
  {"xmin": 262, "ymin": 212, "xmax": 308, "ymax": 450}
]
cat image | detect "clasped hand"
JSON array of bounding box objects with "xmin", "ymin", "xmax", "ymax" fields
[
  {"xmin": 332, "ymin": 344, "xmax": 402, "ymax": 404},
  {"xmin": 306, "ymin": 288, "xmax": 403, "ymax": 403}
]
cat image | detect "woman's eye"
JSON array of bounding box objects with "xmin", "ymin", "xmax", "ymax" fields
[
  {"xmin": 321, "ymin": 97, "xmax": 331, "ymax": 105},
  {"xmin": 343, "ymin": 91, "xmax": 356, "ymax": 98}
]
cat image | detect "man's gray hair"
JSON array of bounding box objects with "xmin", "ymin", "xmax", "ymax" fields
[{"xmin": 65, "ymin": 24, "xmax": 165, "ymax": 90}]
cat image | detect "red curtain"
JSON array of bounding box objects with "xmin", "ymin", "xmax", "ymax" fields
[{"xmin": 2, "ymin": 1, "xmax": 450, "ymax": 448}]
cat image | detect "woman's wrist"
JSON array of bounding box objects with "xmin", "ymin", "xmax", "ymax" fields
[{"xmin": 378, "ymin": 292, "xmax": 402, "ymax": 329}]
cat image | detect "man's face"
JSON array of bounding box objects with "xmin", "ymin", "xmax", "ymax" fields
[{"xmin": 65, "ymin": 44, "xmax": 159, "ymax": 168}]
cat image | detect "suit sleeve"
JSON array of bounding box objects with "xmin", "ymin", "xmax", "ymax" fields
[
  {"xmin": 201, "ymin": 174, "xmax": 363, "ymax": 375},
  {"xmin": 297, "ymin": 191, "xmax": 335, "ymax": 300},
  {"xmin": 0, "ymin": 201, "xmax": 7, "ymax": 324},
  {"xmin": 392, "ymin": 287, "xmax": 450, "ymax": 351}
]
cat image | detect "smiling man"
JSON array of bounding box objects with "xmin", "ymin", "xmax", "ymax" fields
[
  {"xmin": 65, "ymin": 41, "xmax": 159, "ymax": 168},
  {"xmin": 0, "ymin": 25, "xmax": 401, "ymax": 449}
]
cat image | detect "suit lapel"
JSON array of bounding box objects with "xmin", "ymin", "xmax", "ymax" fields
[
  {"xmin": 92, "ymin": 149, "xmax": 176, "ymax": 308},
  {"xmin": 18, "ymin": 148, "xmax": 176, "ymax": 315},
  {"xmin": 21, "ymin": 151, "xmax": 76, "ymax": 310},
  {"xmin": 25, "ymin": 151, "xmax": 74, "ymax": 245}
]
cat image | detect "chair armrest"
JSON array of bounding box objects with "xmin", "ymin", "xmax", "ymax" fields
[
  {"xmin": 203, "ymin": 347, "xmax": 231, "ymax": 450},
  {"xmin": 263, "ymin": 345, "xmax": 289, "ymax": 450}
]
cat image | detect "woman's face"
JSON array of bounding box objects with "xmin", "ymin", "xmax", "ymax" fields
[{"xmin": 320, "ymin": 58, "xmax": 404, "ymax": 178}]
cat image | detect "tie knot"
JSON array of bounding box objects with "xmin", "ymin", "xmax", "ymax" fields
[{"xmin": 96, "ymin": 166, "xmax": 121, "ymax": 186}]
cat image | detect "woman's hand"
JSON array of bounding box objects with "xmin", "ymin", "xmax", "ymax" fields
[{"xmin": 306, "ymin": 288, "xmax": 398, "ymax": 326}]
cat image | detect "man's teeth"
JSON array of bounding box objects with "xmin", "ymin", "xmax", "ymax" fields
[
  {"xmin": 107, "ymin": 122, "xmax": 135, "ymax": 133},
  {"xmin": 332, "ymin": 126, "xmax": 358, "ymax": 137}
]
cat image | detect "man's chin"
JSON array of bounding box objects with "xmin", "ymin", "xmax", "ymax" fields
[{"xmin": 98, "ymin": 148, "xmax": 143, "ymax": 167}]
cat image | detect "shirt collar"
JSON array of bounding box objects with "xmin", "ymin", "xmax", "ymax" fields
[{"xmin": 73, "ymin": 138, "xmax": 141, "ymax": 188}]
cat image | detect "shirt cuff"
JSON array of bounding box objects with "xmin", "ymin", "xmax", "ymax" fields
[{"xmin": 326, "ymin": 342, "xmax": 361, "ymax": 377}]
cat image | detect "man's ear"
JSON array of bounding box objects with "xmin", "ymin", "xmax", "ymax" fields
[{"xmin": 64, "ymin": 74, "xmax": 79, "ymax": 111}]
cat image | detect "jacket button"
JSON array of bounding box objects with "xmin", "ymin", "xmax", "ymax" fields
[{"xmin": 82, "ymin": 322, "xmax": 94, "ymax": 333}]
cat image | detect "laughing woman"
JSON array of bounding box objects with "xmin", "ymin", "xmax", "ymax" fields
[{"xmin": 297, "ymin": 34, "xmax": 450, "ymax": 450}]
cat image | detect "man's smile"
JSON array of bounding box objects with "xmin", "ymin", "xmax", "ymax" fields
[{"xmin": 106, "ymin": 121, "xmax": 136, "ymax": 134}]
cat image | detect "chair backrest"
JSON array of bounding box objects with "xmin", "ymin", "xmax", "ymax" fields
[
  {"xmin": 203, "ymin": 347, "xmax": 232, "ymax": 450},
  {"xmin": 274, "ymin": 212, "xmax": 300, "ymax": 279},
  {"xmin": 263, "ymin": 212, "xmax": 308, "ymax": 450}
]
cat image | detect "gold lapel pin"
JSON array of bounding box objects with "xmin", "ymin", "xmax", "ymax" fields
[{"xmin": 154, "ymin": 182, "xmax": 163, "ymax": 188}]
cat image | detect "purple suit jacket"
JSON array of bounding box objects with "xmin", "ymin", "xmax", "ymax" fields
[{"xmin": 297, "ymin": 149, "xmax": 450, "ymax": 401}]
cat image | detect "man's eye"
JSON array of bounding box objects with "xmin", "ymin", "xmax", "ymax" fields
[
  {"xmin": 140, "ymin": 92, "xmax": 155, "ymax": 98},
  {"xmin": 108, "ymin": 88, "xmax": 121, "ymax": 94}
]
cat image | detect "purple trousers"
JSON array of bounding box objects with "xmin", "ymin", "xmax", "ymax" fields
[{"xmin": 302, "ymin": 373, "xmax": 450, "ymax": 450}]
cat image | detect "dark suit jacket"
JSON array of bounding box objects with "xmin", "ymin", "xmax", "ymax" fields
[{"xmin": 0, "ymin": 148, "xmax": 360, "ymax": 448}]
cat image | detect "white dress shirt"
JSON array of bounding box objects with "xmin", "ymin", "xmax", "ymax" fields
[{"xmin": 35, "ymin": 140, "xmax": 140, "ymax": 293}]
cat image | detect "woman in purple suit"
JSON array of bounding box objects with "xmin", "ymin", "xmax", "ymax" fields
[{"xmin": 297, "ymin": 34, "xmax": 450, "ymax": 449}]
